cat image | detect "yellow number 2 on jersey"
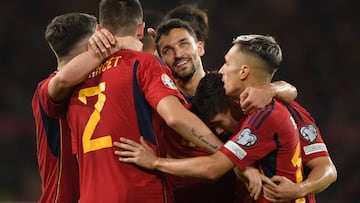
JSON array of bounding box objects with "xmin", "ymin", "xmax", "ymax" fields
[{"xmin": 78, "ymin": 82, "xmax": 112, "ymax": 153}]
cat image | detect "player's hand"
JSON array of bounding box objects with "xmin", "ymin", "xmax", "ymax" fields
[
  {"xmin": 263, "ymin": 175, "xmax": 301, "ymax": 202},
  {"xmin": 115, "ymin": 36, "xmax": 143, "ymax": 52},
  {"xmin": 114, "ymin": 136, "xmax": 157, "ymax": 170},
  {"xmin": 235, "ymin": 166, "xmax": 263, "ymax": 200},
  {"xmin": 89, "ymin": 28, "xmax": 116, "ymax": 55},
  {"xmin": 239, "ymin": 84, "xmax": 275, "ymax": 114}
]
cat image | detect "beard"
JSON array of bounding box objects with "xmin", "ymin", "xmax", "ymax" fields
[{"xmin": 171, "ymin": 65, "xmax": 196, "ymax": 83}]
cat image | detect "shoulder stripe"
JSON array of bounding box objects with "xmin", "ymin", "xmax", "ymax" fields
[
  {"xmin": 255, "ymin": 102, "xmax": 275, "ymax": 129},
  {"xmin": 247, "ymin": 101, "xmax": 275, "ymax": 129},
  {"xmin": 286, "ymin": 104, "xmax": 303, "ymax": 123},
  {"xmin": 247, "ymin": 110, "xmax": 261, "ymax": 126}
]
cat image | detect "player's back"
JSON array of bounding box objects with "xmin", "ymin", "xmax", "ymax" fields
[{"xmin": 67, "ymin": 50, "xmax": 176, "ymax": 203}]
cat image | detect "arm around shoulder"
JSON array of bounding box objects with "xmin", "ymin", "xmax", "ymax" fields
[
  {"xmin": 271, "ymin": 80, "xmax": 297, "ymax": 103},
  {"xmin": 156, "ymin": 95, "xmax": 223, "ymax": 153}
]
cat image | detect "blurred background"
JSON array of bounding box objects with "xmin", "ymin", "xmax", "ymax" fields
[{"xmin": 0, "ymin": 0, "xmax": 359, "ymax": 202}]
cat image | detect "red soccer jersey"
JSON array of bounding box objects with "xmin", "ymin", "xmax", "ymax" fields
[
  {"xmin": 67, "ymin": 50, "xmax": 184, "ymax": 203},
  {"xmin": 155, "ymin": 104, "xmax": 236, "ymax": 203},
  {"xmin": 31, "ymin": 73, "xmax": 80, "ymax": 203},
  {"xmin": 285, "ymin": 101, "xmax": 330, "ymax": 203},
  {"xmin": 220, "ymin": 100, "xmax": 305, "ymax": 203}
]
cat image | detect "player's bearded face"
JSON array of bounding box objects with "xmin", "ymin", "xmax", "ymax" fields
[{"xmin": 171, "ymin": 56, "xmax": 196, "ymax": 82}]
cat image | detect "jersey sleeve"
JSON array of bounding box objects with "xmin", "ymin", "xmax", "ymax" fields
[
  {"xmin": 220, "ymin": 108, "xmax": 280, "ymax": 170},
  {"xmin": 36, "ymin": 73, "xmax": 68, "ymax": 118},
  {"xmin": 136, "ymin": 55, "xmax": 185, "ymax": 110},
  {"xmin": 287, "ymin": 102, "xmax": 329, "ymax": 163}
]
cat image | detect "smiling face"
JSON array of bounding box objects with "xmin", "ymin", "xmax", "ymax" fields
[{"xmin": 157, "ymin": 28, "xmax": 204, "ymax": 81}]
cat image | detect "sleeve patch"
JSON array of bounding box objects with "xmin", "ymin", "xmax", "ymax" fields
[
  {"xmin": 236, "ymin": 128, "xmax": 258, "ymax": 147},
  {"xmin": 161, "ymin": 74, "xmax": 178, "ymax": 90},
  {"xmin": 303, "ymin": 143, "xmax": 328, "ymax": 155},
  {"xmin": 224, "ymin": 140, "xmax": 247, "ymax": 160},
  {"xmin": 300, "ymin": 124, "xmax": 318, "ymax": 142}
]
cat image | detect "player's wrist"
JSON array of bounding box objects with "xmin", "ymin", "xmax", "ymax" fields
[
  {"xmin": 269, "ymin": 83, "xmax": 277, "ymax": 98},
  {"xmin": 296, "ymin": 182, "xmax": 309, "ymax": 198}
]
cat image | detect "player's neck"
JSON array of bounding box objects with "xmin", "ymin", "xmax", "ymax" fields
[{"xmin": 176, "ymin": 68, "xmax": 205, "ymax": 97}]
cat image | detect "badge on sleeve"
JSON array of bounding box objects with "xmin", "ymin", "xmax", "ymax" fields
[
  {"xmin": 236, "ymin": 128, "xmax": 258, "ymax": 147},
  {"xmin": 300, "ymin": 124, "xmax": 317, "ymax": 142},
  {"xmin": 161, "ymin": 74, "xmax": 178, "ymax": 90}
]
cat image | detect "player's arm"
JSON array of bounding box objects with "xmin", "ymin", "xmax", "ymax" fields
[
  {"xmin": 48, "ymin": 29, "xmax": 142, "ymax": 102},
  {"xmin": 240, "ymin": 80, "xmax": 297, "ymax": 114},
  {"xmin": 48, "ymin": 50, "xmax": 104, "ymax": 102},
  {"xmin": 156, "ymin": 95, "xmax": 223, "ymax": 153},
  {"xmin": 263, "ymin": 156, "xmax": 337, "ymax": 201},
  {"xmin": 299, "ymin": 156, "xmax": 337, "ymax": 195},
  {"xmin": 115, "ymin": 136, "xmax": 232, "ymax": 179},
  {"xmin": 114, "ymin": 136, "xmax": 263, "ymax": 200}
]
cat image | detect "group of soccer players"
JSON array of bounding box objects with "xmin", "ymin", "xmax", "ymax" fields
[{"xmin": 31, "ymin": 0, "xmax": 337, "ymax": 202}]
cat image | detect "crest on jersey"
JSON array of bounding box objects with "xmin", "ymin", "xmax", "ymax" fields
[
  {"xmin": 236, "ymin": 128, "xmax": 258, "ymax": 147},
  {"xmin": 161, "ymin": 74, "xmax": 177, "ymax": 90},
  {"xmin": 300, "ymin": 124, "xmax": 317, "ymax": 143}
]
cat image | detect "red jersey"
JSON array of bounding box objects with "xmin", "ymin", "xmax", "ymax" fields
[
  {"xmin": 67, "ymin": 50, "xmax": 184, "ymax": 203},
  {"xmin": 220, "ymin": 100, "xmax": 305, "ymax": 203},
  {"xmin": 31, "ymin": 73, "xmax": 80, "ymax": 203},
  {"xmin": 155, "ymin": 104, "xmax": 236, "ymax": 203},
  {"xmin": 285, "ymin": 101, "xmax": 330, "ymax": 203}
]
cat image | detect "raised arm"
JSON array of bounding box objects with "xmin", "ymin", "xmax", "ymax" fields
[
  {"xmin": 272, "ymin": 80, "xmax": 297, "ymax": 103},
  {"xmin": 239, "ymin": 80, "xmax": 297, "ymax": 114},
  {"xmin": 49, "ymin": 29, "xmax": 143, "ymax": 102},
  {"xmin": 48, "ymin": 47, "xmax": 104, "ymax": 102},
  {"xmin": 156, "ymin": 96, "xmax": 223, "ymax": 153}
]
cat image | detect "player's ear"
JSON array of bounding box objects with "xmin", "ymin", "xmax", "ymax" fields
[
  {"xmin": 197, "ymin": 40, "xmax": 205, "ymax": 57},
  {"xmin": 136, "ymin": 22, "xmax": 145, "ymax": 39},
  {"xmin": 239, "ymin": 65, "xmax": 250, "ymax": 80}
]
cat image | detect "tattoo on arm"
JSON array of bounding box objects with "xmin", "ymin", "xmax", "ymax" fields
[{"xmin": 191, "ymin": 128, "xmax": 219, "ymax": 151}]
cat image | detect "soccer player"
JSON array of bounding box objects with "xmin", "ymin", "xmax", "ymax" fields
[
  {"xmin": 114, "ymin": 34, "xmax": 305, "ymax": 202},
  {"xmin": 31, "ymin": 12, "xmax": 105, "ymax": 203},
  {"xmin": 32, "ymin": 12, "xmax": 142, "ymax": 203},
  {"xmin": 66, "ymin": 0, "xmax": 224, "ymax": 202},
  {"xmin": 134, "ymin": 15, "xmax": 298, "ymax": 202},
  {"xmin": 190, "ymin": 72, "xmax": 337, "ymax": 202}
]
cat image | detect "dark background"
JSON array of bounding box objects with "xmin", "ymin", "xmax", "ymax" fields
[{"xmin": 0, "ymin": 0, "xmax": 359, "ymax": 202}]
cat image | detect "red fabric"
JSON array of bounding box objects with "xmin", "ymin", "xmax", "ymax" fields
[
  {"xmin": 67, "ymin": 50, "xmax": 183, "ymax": 202},
  {"xmin": 32, "ymin": 73, "xmax": 79, "ymax": 203}
]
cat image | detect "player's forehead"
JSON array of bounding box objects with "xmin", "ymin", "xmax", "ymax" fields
[
  {"xmin": 158, "ymin": 28, "xmax": 194, "ymax": 47},
  {"xmin": 209, "ymin": 112, "xmax": 231, "ymax": 124}
]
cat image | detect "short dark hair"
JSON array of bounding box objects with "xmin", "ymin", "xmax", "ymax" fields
[
  {"xmin": 155, "ymin": 18, "xmax": 197, "ymax": 57},
  {"xmin": 99, "ymin": 0, "xmax": 143, "ymax": 36},
  {"xmin": 191, "ymin": 72, "xmax": 230, "ymax": 123},
  {"xmin": 233, "ymin": 34, "xmax": 282, "ymax": 73},
  {"xmin": 164, "ymin": 4, "xmax": 209, "ymax": 42},
  {"xmin": 45, "ymin": 13, "xmax": 97, "ymax": 58}
]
